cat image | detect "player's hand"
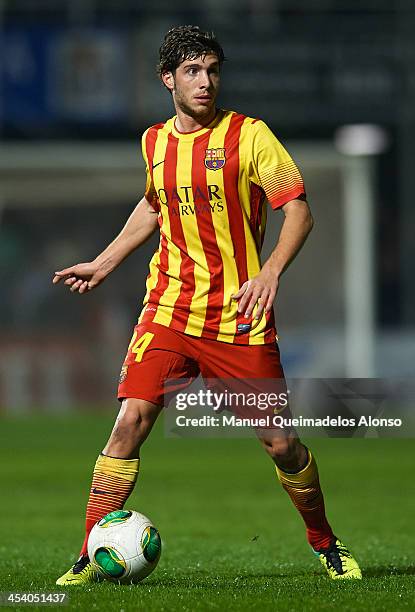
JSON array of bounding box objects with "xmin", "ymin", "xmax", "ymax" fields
[
  {"xmin": 231, "ymin": 266, "xmax": 279, "ymax": 320},
  {"xmin": 52, "ymin": 262, "xmax": 107, "ymax": 294}
]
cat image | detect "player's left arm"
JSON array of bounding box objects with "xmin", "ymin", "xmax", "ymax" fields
[{"xmin": 232, "ymin": 198, "xmax": 313, "ymax": 319}]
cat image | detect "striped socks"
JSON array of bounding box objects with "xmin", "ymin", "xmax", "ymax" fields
[
  {"xmin": 276, "ymin": 450, "xmax": 334, "ymax": 550},
  {"xmin": 79, "ymin": 453, "xmax": 139, "ymax": 557}
]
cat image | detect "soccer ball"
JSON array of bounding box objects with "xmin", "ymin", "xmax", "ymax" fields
[{"xmin": 87, "ymin": 510, "xmax": 161, "ymax": 584}]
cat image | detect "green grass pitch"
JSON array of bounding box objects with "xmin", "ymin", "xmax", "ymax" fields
[{"xmin": 0, "ymin": 413, "xmax": 414, "ymax": 611}]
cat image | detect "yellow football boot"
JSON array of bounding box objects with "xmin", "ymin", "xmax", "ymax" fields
[
  {"xmin": 313, "ymin": 539, "xmax": 362, "ymax": 580},
  {"xmin": 56, "ymin": 554, "xmax": 101, "ymax": 586}
]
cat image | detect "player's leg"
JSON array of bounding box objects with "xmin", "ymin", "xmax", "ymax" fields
[
  {"xmin": 196, "ymin": 338, "xmax": 335, "ymax": 548},
  {"xmin": 258, "ymin": 429, "xmax": 334, "ymax": 549},
  {"xmin": 197, "ymin": 338, "xmax": 361, "ymax": 579},
  {"xmin": 79, "ymin": 397, "xmax": 162, "ymax": 557},
  {"xmin": 56, "ymin": 397, "xmax": 161, "ymax": 586},
  {"xmin": 57, "ymin": 321, "xmax": 198, "ymax": 586},
  {"xmin": 258, "ymin": 428, "xmax": 361, "ymax": 579}
]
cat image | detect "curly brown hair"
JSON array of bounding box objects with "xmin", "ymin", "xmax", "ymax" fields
[{"xmin": 157, "ymin": 25, "xmax": 225, "ymax": 77}]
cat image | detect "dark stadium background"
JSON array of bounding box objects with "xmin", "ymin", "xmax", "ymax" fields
[
  {"xmin": 2, "ymin": 0, "xmax": 414, "ymax": 408},
  {"xmin": 0, "ymin": 3, "xmax": 414, "ymax": 610}
]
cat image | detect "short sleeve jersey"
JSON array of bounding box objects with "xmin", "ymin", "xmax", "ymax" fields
[{"xmin": 139, "ymin": 109, "xmax": 306, "ymax": 345}]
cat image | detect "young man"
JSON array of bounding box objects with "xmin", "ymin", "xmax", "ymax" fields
[{"xmin": 54, "ymin": 26, "xmax": 361, "ymax": 584}]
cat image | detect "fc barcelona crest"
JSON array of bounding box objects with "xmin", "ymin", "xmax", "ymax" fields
[
  {"xmin": 204, "ymin": 148, "xmax": 226, "ymax": 171},
  {"xmin": 119, "ymin": 365, "xmax": 128, "ymax": 384}
]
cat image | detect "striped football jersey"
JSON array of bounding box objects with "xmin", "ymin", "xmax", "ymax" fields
[{"xmin": 138, "ymin": 109, "xmax": 306, "ymax": 345}]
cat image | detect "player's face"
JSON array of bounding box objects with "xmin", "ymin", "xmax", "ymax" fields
[{"xmin": 163, "ymin": 54, "xmax": 220, "ymax": 121}]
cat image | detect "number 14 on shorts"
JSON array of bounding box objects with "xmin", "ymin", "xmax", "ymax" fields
[{"xmin": 128, "ymin": 331, "xmax": 155, "ymax": 363}]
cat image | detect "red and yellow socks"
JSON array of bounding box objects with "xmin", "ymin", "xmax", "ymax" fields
[
  {"xmin": 276, "ymin": 450, "xmax": 334, "ymax": 550},
  {"xmin": 80, "ymin": 453, "xmax": 139, "ymax": 556},
  {"xmin": 79, "ymin": 449, "xmax": 332, "ymax": 559}
]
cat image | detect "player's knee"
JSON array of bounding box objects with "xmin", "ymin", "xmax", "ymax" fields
[
  {"xmin": 112, "ymin": 402, "xmax": 152, "ymax": 445},
  {"xmin": 116, "ymin": 414, "xmax": 148, "ymax": 442},
  {"xmin": 261, "ymin": 434, "xmax": 299, "ymax": 462}
]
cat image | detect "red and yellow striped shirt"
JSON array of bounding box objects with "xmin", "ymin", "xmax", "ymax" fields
[{"xmin": 139, "ymin": 109, "xmax": 306, "ymax": 345}]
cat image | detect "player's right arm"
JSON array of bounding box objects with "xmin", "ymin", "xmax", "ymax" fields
[{"xmin": 52, "ymin": 196, "xmax": 158, "ymax": 294}]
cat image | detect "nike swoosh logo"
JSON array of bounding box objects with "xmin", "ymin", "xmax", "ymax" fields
[
  {"xmin": 152, "ymin": 160, "xmax": 165, "ymax": 170},
  {"xmin": 92, "ymin": 487, "xmax": 111, "ymax": 495}
]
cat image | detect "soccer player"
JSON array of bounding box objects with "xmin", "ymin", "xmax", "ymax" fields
[{"xmin": 54, "ymin": 26, "xmax": 361, "ymax": 584}]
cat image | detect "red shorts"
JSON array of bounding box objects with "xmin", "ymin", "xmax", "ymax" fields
[{"xmin": 118, "ymin": 322, "xmax": 286, "ymax": 413}]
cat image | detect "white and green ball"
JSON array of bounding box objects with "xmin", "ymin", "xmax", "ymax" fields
[{"xmin": 87, "ymin": 510, "xmax": 161, "ymax": 584}]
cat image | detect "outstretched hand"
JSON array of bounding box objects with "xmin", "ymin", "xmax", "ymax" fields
[
  {"xmin": 232, "ymin": 266, "xmax": 279, "ymax": 320},
  {"xmin": 52, "ymin": 262, "xmax": 106, "ymax": 294}
]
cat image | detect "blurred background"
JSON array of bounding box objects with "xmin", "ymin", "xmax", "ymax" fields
[{"xmin": 1, "ymin": 0, "xmax": 414, "ymax": 412}]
